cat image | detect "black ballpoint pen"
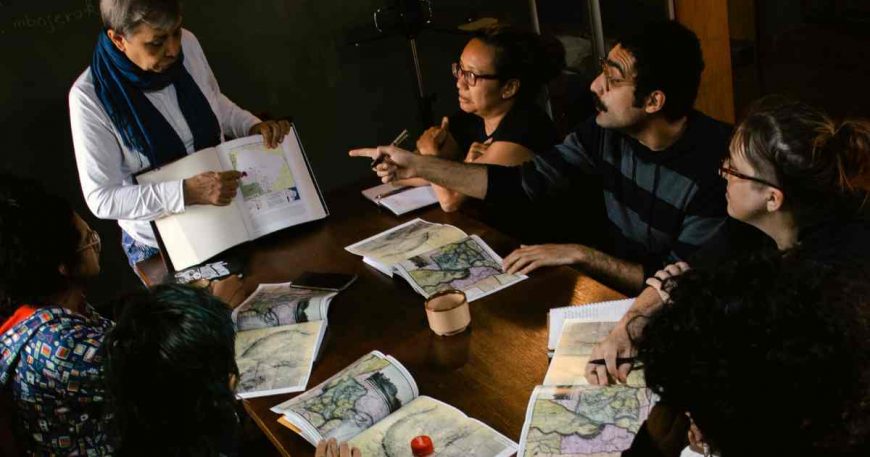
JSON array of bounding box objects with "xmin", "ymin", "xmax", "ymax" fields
[{"xmin": 371, "ymin": 129, "xmax": 408, "ymax": 168}]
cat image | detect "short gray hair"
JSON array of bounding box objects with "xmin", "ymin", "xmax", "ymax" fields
[{"xmin": 100, "ymin": 0, "xmax": 181, "ymax": 36}]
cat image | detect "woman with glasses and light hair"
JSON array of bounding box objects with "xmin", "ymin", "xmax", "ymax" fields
[
  {"xmin": 587, "ymin": 96, "xmax": 870, "ymax": 386},
  {"xmin": 70, "ymin": 0, "xmax": 292, "ymax": 270},
  {"xmin": 409, "ymin": 26, "xmax": 565, "ymax": 215},
  {"xmin": 0, "ymin": 174, "xmax": 112, "ymax": 455}
]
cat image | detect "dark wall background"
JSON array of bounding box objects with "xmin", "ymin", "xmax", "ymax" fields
[{"xmin": 0, "ymin": 0, "xmax": 533, "ymax": 303}]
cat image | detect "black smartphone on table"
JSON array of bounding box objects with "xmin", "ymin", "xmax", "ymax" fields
[{"xmin": 292, "ymin": 271, "xmax": 358, "ymax": 292}]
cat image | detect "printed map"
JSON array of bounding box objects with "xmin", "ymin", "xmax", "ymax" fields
[
  {"xmin": 274, "ymin": 352, "xmax": 417, "ymax": 442},
  {"xmin": 397, "ymin": 235, "xmax": 525, "ymax": 301},
  {"xmin": 544, "ymin": 320, "xmax": 645, "ymax": 387},
  {"xmin": 350, "ymin": 396, "xmax": 516, "ymax": 457},
  {"xmin": 228, "ymin": 144, "xmax": 301, "ymax": 213},
  {"xmin": 235, "ymin": 320, "xmax": 323, "ymax": 397},
  {"xmin": 521, "ymin": 385, "xmax": 654, "ymax": 457},
  {"xmin": 233, "ymin": 283, "xmax": 334, "ymax": 331},
  {"xmin": 345, "ymin": 219, "xmax": 467, "ymax": 267}
]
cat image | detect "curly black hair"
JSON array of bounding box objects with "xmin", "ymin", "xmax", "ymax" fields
[
  {"xmin": 0, "ymin": 173, "xmax": 78, "ymax": 321},
  {"xmin": 618, "ymin": 21, "xmax": 704, "ymax": 121},
  {"xmin": 104, "ymin": 284, "xmax": 239, "ymax": 456},
  {"xmin": 634, "ymin": 254, "xmax": 870, "ymax": 457}
]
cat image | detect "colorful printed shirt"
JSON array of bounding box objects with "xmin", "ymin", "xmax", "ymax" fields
[{"xmin": 0, "ymin": 305, "xmax": 114, "ymax": 455}]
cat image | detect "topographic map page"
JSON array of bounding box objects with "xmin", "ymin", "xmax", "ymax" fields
[
  {"xmin": 394, "ymin": 235, "xmax": 527, "ymax": 302},
  {"xmin": 232, "ymin": 282, "xmax": 337, "ymax": 331},
  {"xmin": 344, "ymin": 218, "xmax": 468, "ymax": 273},
  {"xmin": 518, "ymin": 385, "xmax": 655, "ymax": 457},
  {"xmin": 271, "ymin": 351, "xmax": 419, "ymax": 445},
  {"xmin": 544, "ymin": 319, "xmax": 645, "ymax": 387},
  {"xmin": 349, "ymin": 395, "xmax": 518, "ymax": 457},
  {"xmin": 235, "ymin": 320, "xmax": 326, "ymax": 398},
  {"xmin": 227, "ymin": 140, "xmax": 302, "ymax": 216}
]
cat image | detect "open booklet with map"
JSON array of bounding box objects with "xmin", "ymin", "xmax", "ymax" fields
[
  {"xmin": 136, "ymin": 128, "xmax": 328, "ymax": 270},
  {"xmin": 344, "ymin": 218, "xmax": 526, "ymax": 302},
  {"xmin": 232, "ymin": 282, "xmax": 336, "ymax": 398},
  {"xmin": 271, "ymin": 351, "xmax": 518, "ymax": 456},
  {"xmin": 518, "ymin": 316, "xmax": 653, "ymax": 456}
]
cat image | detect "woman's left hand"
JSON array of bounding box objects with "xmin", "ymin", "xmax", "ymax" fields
[{"xmin": 250, "ymin": 120, "xmax": 292, "ymax": 149}]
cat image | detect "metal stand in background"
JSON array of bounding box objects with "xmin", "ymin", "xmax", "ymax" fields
[{"xmin": 350, "ymin": 0, "xmax": 469, "ymax": 129}]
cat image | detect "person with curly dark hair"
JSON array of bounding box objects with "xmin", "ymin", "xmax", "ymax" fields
[
  {"xmin": 352, "ymin": 21, "xmax": 732, "ymax": 292},
  {"xmin": 588, "ymin": 97, "xmax": 870, "ymax": 385},
  {"xmin": 0, "ymin": 174, "xmax": 112, "ymax": 455},
  {"xmin": 104, "ymin": 284, "xmax": 240, "ymax": 456},
  {"xmin": 634, "ymin": 255, "xmax": 870, "ymax": 457}
]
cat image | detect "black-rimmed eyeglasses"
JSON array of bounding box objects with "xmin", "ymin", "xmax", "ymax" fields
[
  {"xmin": 719, "ymin": 165, "xmax": 783, "ymax": 191},
  {"xmin": 451, "ymin": 62, "xmax": 499, "ymax": 87}
]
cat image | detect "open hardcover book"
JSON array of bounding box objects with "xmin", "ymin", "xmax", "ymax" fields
[
  {"xmin": 344, "ymin": 218, "xmax": 526, "ymax": 302},
  {"xmin": 361, "ymin": 183, "xmax": 439, "ymax": 216},
  {"xmin": 518, "ymin": 308, "xmax": 653, "ymax": 457},
  {"xmin": 136, "ymin": 128, "xmax": 328, "ymax": 270},
  {"xmin": 232, "ymin": 282, "xmax": 337, "ymax": 398},
  {"xmin": 271, "ymin": 351, "xmax": 518, "ymax": 456}
]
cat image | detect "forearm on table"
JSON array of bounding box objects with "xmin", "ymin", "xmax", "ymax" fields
[
  {"xmin": 575, "ymin": 246, "xmax": 645, "ymax": 294},
  {"xmin": 414, "ymin": 156, "xmax": 488, "ymax": 199},
  {"xmin": 392, "ymin": 177, "xmax": 430, "ymax": 187},
  {"xmin": 431, "ymin": 184, "xmax": 467, "ymax": 212},
  {"xmin": 616, "ymin": 286, "xmax": 665, "ymax": 329}
]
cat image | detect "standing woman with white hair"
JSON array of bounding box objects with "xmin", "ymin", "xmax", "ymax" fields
[{"xmin": 70, "ymin": 0, "xmax": 290, "ymax": 269}]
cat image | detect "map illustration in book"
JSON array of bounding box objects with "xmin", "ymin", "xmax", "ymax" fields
[
  {"xmin": 136, "ymin": 129, "xmax": 327, "ymax": 270},
  {"xmin": 544, "ymin": 319, "xmax": 645, "ymax": 388},
  {"xmin": 345, "ymin": 219, "xmax": 526, "ymax": 301},
  {"xmin": 272, "ymin": 351, "xmax": 518, "ymax": 456},
  {"xmin": 232, "ymin": 283, "xmax": 336, "ymax": 331},
  {"xmin": 346, "ymin": 218, "xmax": 467, "ymax": 268},
  {"xmin": 235, "ymin": 320, "xmax": 324, "ymax": 398},
  {"xmin": 396, "ymin": 235, "xmax": 526, "ymax": 302},
  {"xmin": 519, "ymin": 385, "xmax": 654, "ymax": 457},
  {"xmin": 232, "ymin": 282, "xmax": 332, "ymax": 398},
  {"xmin": 228, "ymin": 142, "xmax": 301, "ymax": 215}
]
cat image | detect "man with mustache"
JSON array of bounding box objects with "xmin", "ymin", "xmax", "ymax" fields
[{"xmin": 351, "ymin": 21, "xmax": 730, "ymax": 292}]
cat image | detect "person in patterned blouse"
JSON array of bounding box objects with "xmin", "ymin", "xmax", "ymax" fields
[{"xmin": 0, "ymin": 174, "xmax": 113, "ymax": 455}]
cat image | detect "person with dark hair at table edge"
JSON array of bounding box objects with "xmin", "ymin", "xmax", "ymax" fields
[
  {"xmin": 351, "ymin": 21, "xmax": 731, "ymax": 294},
  {"xmin": 634, "ymin": 255, "xmax": 870, "ymax": 457},
  {"xmin": 0, "ymin": 174, "xmax": 112, "ymax": 455},
  {"xmin": 70, "ymin": 0, "xmax": 291, "ymax": 269}
]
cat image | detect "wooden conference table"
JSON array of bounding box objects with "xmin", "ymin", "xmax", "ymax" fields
[{"xmin": 139, "ymin": 183, "xmax": 625, "ymax": 457}]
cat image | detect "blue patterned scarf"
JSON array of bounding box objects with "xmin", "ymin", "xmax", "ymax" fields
[{"xmin": 91, "ymin": 31, "xmax": 221, "ymax": 167}]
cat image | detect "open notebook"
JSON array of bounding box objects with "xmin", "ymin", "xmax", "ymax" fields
[{"xmin": 361, "ymin": 183, "xmax": 439, "ymax": 216}]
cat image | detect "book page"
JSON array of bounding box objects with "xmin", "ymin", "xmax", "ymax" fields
[
  {"xmin": 136, "ymin": 147, "xmax": 249, "ymax": 270},
  {"xmin": 218, "ymin": 130, "xmax": 327, "ymax": 238},
  {"xmin": 231, "ymin": 282, "xmax": 337, "ymax": 331},
  {"xmin": 377, "ymin": 186, "xmax": 438, "ymax": 216},
  {"xmin": 548, "ymin": 298, "xmax": 634, "ymax": 350},
  {"xmin": 393, "ymin": 235, "xmax": 527, "ymax": 302},
  {"xmin": 345, "ymin": 219, "xmax": 467, "ymax": 267},
  {"xmin": 544, "ymin": 319, "xmax": 645, "ymax": 387},
  {"xmin": 272, "ymin": 351, "xmax": 419, "ymax": 444},
  {"xmin": 518, "ymin": 385, "xmax": 655, "ymax": 457},
  {"xmin": 348, "ymin": 396, "xmax": 517, "ymax": 457},
  {"xmin": 235, "ymin": 320, "xmax": 325, "ymax": 398}
]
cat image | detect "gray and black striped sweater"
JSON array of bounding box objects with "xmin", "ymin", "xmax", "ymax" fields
[{"xmin": 486, "ymin": 111, "xmax": 732, "ymax": 276}]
